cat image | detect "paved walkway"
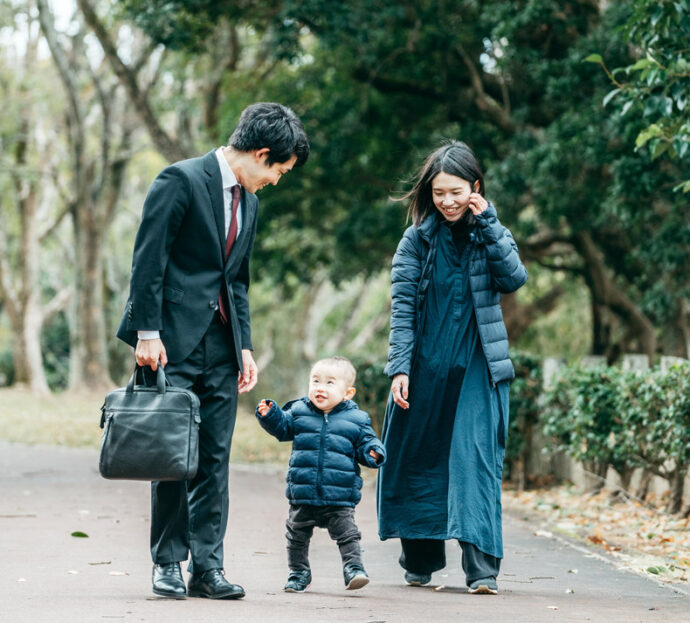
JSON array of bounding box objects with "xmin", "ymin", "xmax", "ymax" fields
[{"xmin": 0, "ymin": 442, "xmax": 687, "ymax": 622}]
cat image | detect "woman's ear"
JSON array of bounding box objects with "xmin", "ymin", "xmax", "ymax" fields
[{"xmin": 473, "ymin": 180, "xmax": 480, "ymax": 193}]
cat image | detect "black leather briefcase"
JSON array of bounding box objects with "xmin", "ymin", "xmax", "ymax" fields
[{"xmin": 99, "ymin": 364, "xmax": 200, "ymax": 481}]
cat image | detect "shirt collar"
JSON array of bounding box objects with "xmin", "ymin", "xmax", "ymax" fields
[{"xmin": 214, "ymin": 147, "xmax": 239, "ymax": 190}]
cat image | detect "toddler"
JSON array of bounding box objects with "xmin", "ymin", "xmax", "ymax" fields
[{"xmin": 256, "ymin": 356, "xmax": 385, "ymax": 592}]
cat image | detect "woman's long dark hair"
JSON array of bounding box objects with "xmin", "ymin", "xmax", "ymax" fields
[{"xmin": 401, "ymin": 140, "xmax": 485, "ymax": 226}]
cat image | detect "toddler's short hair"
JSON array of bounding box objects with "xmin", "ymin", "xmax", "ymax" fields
[{"xmin": 312, "ymin": 356, "xmax": 357, "ymax": 386}]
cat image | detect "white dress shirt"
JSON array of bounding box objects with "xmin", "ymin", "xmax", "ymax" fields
[{"xmin": 138, "ymin": 148, "xmax": 242, "ymax": 341}]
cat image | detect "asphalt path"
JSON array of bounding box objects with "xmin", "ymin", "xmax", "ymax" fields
[{"xmin": 0, "ymin": 442, "xmax": 687, "ymax": 622}]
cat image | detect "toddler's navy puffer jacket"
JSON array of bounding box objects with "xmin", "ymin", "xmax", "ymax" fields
[{"xmin": 256, "ymin": 398, "xmax": 385, "ymax": 507}]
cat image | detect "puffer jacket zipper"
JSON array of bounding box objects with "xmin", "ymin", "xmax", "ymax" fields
[{"xmin": 316, "ymin": 411, "xmax": 328, "ymax": 496}]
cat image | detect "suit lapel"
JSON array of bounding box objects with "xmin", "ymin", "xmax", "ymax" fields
[{"xmin": 203, "ymin": 151, "xmax": 226, "ymax": 257}]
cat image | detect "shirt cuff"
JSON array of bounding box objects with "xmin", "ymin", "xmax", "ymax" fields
[{"xmin": 137, "ymin": 331, "xmax": 160, "ymax": 340}]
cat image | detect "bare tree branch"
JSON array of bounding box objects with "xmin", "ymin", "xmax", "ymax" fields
[
  {"xmin": 573, "ymin": 231, "xmax": 657, "ymax": 358},
  {"xmin": 77, "ymin": 0, "xmax": 188, "ymax": 162},
  {"xmin": 41, "ymin": 286, "xmax": 72, "ymax": 325},
  {"xmin": 456, "ymin": 44, "xmax": 516, "ymax": 134},
  {"xmin": 36, "ymin": 0, "xmax": 86, "ymax": 180},
  {"xmin": 39, "ymin": 204, "xmax": 70, "ymax": 243}
]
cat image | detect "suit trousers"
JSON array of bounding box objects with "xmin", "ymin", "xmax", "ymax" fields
[
  {"xmin": 286, "ymin": 504, "xmax": 363, "ymax": 572},
  {"xmin": 399, "ymin": 538, "xmax": 500, "ymax": 586},
  {"xmin": 149, "ymin": 318, "xmax": 239, "ymax": 574}
]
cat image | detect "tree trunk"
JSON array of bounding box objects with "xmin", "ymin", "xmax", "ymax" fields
[
  {"xmin": 667, "ymin": 468, "xmax": 686, "ymax": 515},
  {"xmin": 0, "ymin": 83, "xmax": 52, "ymax": 392},
  {"xmin": 573, "ymin": 232, "xmax": 657, "ymax": 359},
  {"xmin": 582, "ymin": 460, "xmax": 608, "ymax": 494},
  {"xmin": 634, "ymin": 468, "xmax": 653, "ymax": 502},
  {"xmin": 69, "ymin": 208, "xmax": 112, "ymax": 389},
  {"xmin": 39, "ymin": 0, "xmax": 136, "ymax": 391},
  {"xmin": 11, "ymin": 301, "xmax": 49, "ymax": 393}
]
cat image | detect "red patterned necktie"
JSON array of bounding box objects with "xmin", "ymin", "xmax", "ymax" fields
[{"xmin": 218, "ymin": 184, "xmax": 241, "ymax": 323}]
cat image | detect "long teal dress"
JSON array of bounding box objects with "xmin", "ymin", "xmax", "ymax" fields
[{"xmin": 377, "ymin": 219, "xmax": 510, "ymax": 560}]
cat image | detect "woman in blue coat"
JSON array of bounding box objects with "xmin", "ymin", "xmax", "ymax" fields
[{"xmin": 377, "ymin": 140, "xmax": 528, "ymax": 595}]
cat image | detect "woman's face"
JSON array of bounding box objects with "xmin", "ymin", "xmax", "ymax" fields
[{"xmin": 431, "ymin": 171, "xmax": 476, "ymax": 222}]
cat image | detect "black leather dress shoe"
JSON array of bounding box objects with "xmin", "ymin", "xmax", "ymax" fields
[
  {"xmin": 188, "ymin": 568, "xmax": 245, "ymax": 599},
  {"xmin": 152, "ymin": 562, "xmax": 186, "ymax": 599}
]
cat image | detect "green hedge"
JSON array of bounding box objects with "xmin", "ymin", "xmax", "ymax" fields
[
  {"xmin": 352, "ymin": 354, "xmax": 689, "ymax": 510},
  {"xmin": 542, "ymin": 362, "xmax": 690, "ymax": 511}
]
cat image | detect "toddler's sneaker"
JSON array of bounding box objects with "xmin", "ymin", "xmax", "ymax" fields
[
  {"xmin": 343, "ymin": 564, "xmax": 369, "ymax": 590},
  {"xmin": 283, "ymin": 569, "xmax": 311, "ymax": 593},
  {"xmin": 468, "ymin": 577, "xmax": 498, "ymax": 595},
  {"xmin": 404, "ymin": 571, "xmax": 431, "ymax": 586}
]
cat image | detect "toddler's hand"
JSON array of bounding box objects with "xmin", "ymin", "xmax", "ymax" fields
[
  {"xmin": 257, "ymin": 399, "xmax": 273, "ymax": 417},
  {"xmin": 369, "ymin": 449, "xmax": 383, "ymax": 463}
]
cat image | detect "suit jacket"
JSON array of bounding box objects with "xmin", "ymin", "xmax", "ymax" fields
[{"xmin": 116, "ymin": 150, "xmax": 258, "ymax": 368}]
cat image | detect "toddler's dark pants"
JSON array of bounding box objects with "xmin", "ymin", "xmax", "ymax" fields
[
  {"xmin": 286, "ymin": 504, "xmax": 363, "ymax": 571},
  {"xmin": 400, "ymin": 538, "xmax": 500, "ymax": 586}
]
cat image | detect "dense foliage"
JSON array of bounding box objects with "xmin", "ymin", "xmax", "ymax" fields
[
  {"xmin": 590, "ymin": 0, "xmax": 690, "ymax": 191},
  {"xmin": 542, "ymin": 362, "xmax": 690, "ymax": 512},
  {"xmin": 116, "ymin": 0, "xmax": 690, "ymax": 361}
]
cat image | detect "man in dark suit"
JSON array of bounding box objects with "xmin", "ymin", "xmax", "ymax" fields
[{"xmin": 117, "ymin": 102, "xmax": 309, "ymax": 600}]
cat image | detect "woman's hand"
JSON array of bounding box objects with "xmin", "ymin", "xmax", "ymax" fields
[
  {"xmin": 467, "ymin": 192, "xmax": 488, "ymax": 216},
  {"xmin": 391, "ymin": 374, "xmax": 410, "ymax": 409}
]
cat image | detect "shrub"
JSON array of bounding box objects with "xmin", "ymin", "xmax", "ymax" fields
[
  {"xmin": 542, "ymin": 364, "xmax": 636, "ymax": 490},
  {"xmin": 627, "ymin": 364, "xmax": 690, "ymax": 512},
  {"xmin": 505, "ymin": 350, "xmax": 543, "ymax": 488}
]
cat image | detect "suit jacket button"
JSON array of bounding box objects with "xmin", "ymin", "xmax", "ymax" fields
[{"xmin": 209, "ymin": 300, "xmax": 216, "ymax": 309}]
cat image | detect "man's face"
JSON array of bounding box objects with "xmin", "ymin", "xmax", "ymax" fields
[{"xmin": 240, "ymin": 152, "xmax": 298, "ymax": 194}]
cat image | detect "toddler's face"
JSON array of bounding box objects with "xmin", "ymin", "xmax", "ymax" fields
[{"xmin": 308, "ymin": 362, "xmax": 354, "ymax": 414}]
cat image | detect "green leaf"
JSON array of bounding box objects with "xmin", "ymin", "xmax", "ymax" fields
[
  {"xmin": 603, "ymin": 88, "xmax": 621, "ymax": 108},
  {"xmin": 646, "ymin": 565, "xmax": 667, "ymax": 574},
  {"xmin": 630, "ymin": 58, "xmax": 655, "ymax": 72},
  {"xmin": 583, "ymin": 53, "xmax": 603, "ymax": 64},
  {"xmin": 71, "ymin": 531, "xmax": 89, "ymax": 538},
  {"xmin": 651, "ymin": 140, "xmax": 670, "ymax": 160},
  {"xmin": 635, "ymin": 124, "xmax": 663, "ymax": 148}
]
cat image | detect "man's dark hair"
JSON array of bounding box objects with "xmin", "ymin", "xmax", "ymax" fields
[{"xmin": 228, "ymin": 102, "xmax": 309, "ymax": 167}]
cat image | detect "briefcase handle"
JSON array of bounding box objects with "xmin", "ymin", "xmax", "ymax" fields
[{"xmin": 125, "ymin": 360, "xmax": 167, "ymax": 394}]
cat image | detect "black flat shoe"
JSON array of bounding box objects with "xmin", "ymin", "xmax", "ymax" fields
[
  {"xmin": 152, "ymin": 562, "xmax": 186, "ymax": 599},
  {"xmin": 188, "ymin": 568, "xmax": 245, "ymax": 599}
]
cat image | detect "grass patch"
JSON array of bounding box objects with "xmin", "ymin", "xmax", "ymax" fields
[{"xmin": 0, "ymin": 387, "xmax": 291, "ymax": 466}]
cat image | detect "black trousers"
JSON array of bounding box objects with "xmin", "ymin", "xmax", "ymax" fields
[
  {"xmin": 400, "ymin": 538, "xmax": 500, "ymax": 586},
  {"xmin": 286, "ymin": 504, "xmax": 363, "ymax": 572},
  {"xmin": 148, "ymin": 320, "xmax": 239, "ymax": 574}
]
